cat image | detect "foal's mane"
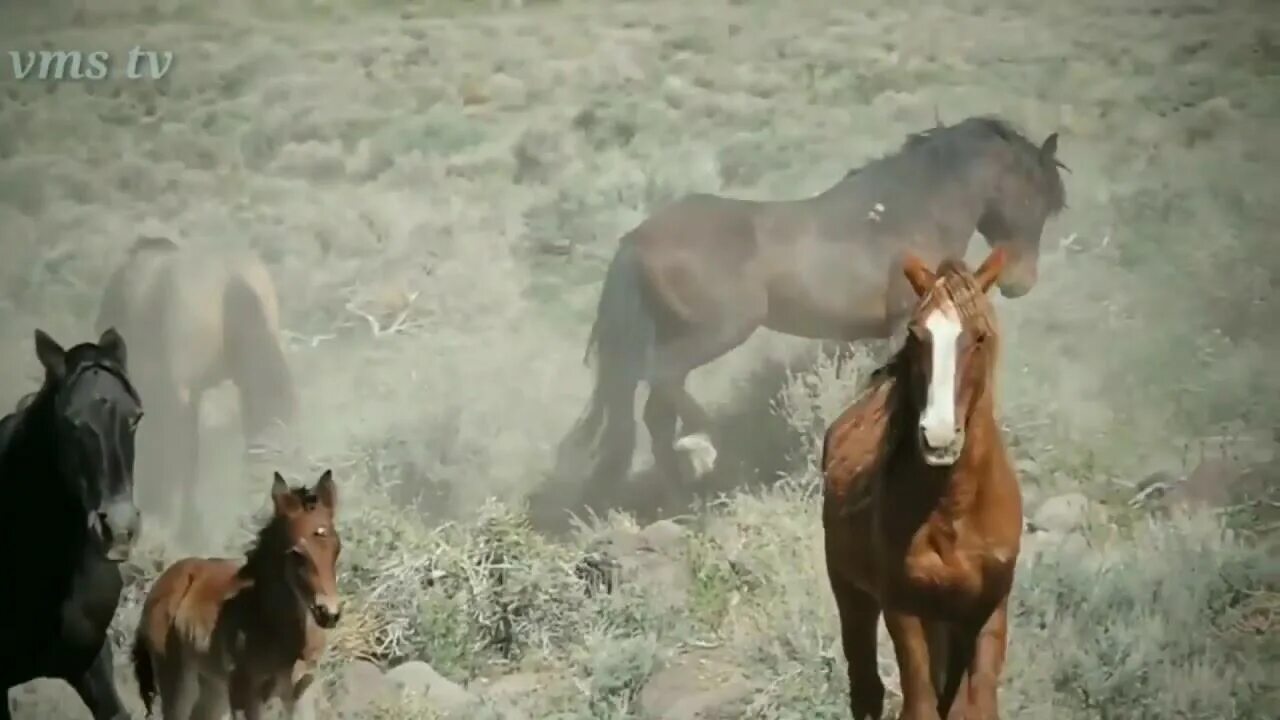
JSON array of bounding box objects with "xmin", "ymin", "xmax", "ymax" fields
[{"xmin": 238, "ymin": 486, "xmax": 320, "ymax": 579}]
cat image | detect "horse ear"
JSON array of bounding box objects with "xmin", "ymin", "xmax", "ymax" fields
[
  {"xmin": 271, "ymin": 471, "xmax": 295, "ymax": 513},
  {"xmin": 98, "ymin": 327, "xmax": 127, "ymax": 369},
  {"xmin": 34, "ymin": 329, "xmax": 67, "ymax": 380},
  {"xmin": 1040, "ymin": 132, "xmax": 1059, "ymax": 160},
  {"xmin": 901, "ymin": 252, "xmax": 936, "ymax": 297},
  {"xmin": 314, "ymin": 469, "xmax": 337, "ymax": 511},
  {"xmin": 975, "ymin": 247, "xmax": 1008, "ymax": 293}
]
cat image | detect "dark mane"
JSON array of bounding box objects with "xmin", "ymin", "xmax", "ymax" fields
[
  {"xmin": 833, "ymin": 115, "xmax": 1067, "ymax": 215},
  {"xmin": 238, "ymin": 486, "xmax": 319, "ymax": 578}
]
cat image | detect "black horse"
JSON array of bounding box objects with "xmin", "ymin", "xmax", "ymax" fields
[{"xmin": 1, "ymin": 328, "xmax": 144, "ymax": 720}]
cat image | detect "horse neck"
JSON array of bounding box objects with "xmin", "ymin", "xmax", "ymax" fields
[
  {"xmin": 888, "ymin": 362, "xmax": 1003, "ymax": 510},
  {"xmin": 238, "ymin": 551, "xmax": 310, "ymax": 658},
  {"xmin": 817, "ymin": 142, "xmax": 999, "ymax": 249},
  {"xmin": 0, "ymin": 392, "xmax": 90, "ymax": 586}
]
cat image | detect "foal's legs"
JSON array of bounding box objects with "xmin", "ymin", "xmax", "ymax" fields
[
  {"xmin": 191, "ymin": 676, "xmax": 230, "ymax": 720},
  {"xmin": 827, "ymin": 574, "xmax": 885, "ymax": 719},
  {"xmin": 157, "ymin": 657, "xmax": 200, "ymax": 720},
  {"xmin": 646, "ymin": 318, "xmax": 760, "ymax": 478},
  {"xmin": 67, "ymin": 642, "xmax": 130, "ymax": 720}
]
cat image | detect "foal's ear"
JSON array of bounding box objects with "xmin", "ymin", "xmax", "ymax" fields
[
  {"xmin": 314, "ymin": 469, "xmax": 337, "ymax": 512},
  {"xmin": 34, "ymin": 329, "xmax": 67, "ymax": 380},
  {"xmin": 271, "ymin": 471, "xmax": 297, "ymax": 513},
  {"xmin": 98, "ymin": 327, "xmax": 128, "ymax": 369},
  {"xmin": 975, "ymin": 247, "xmax": 1008, "ymax": 293},
  {"xmin": 1039, "ymin": 132, "xmax": 1059, "ymax": 161},
  {"xmin": 901, "ymin": 252, "xmax": 936, "ymax": 297}
]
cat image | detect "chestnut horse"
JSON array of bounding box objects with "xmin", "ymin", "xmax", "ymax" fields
[
  {"xmin": 821, "ymin": 248, "xmax": 1022, "ymax": 720},
  {"xmin": 560, "ymin": 116, "xmax": 1065, "ymax": 507},
  {"xmin": 131, "ymin": 470, "xmax": 342, "ymax": 720},
  {"xmin": 96, "ymin": 235, "xmax": 298, "ymax": 546}
]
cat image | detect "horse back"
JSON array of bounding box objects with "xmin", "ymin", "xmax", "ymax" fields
[
  {"xmin": 96, "ymin": 237, "xmax": 180, "ymax": 341},
  {"xmin": 101, "ymin": 242, "xmax": 283, "ymax": 394},
  {"xmin": 139, "ymin": 556, "xmax": 246, "ymax": 659}
]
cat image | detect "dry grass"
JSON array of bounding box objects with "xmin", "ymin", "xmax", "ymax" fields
[{"xmin": 2, "ymin": 0, "xmax": 1278, "ymax": 718}]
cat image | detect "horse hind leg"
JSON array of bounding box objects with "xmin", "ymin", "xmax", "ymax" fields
[
  {"xmin": 642, "ymin": 378, "xmax": 681, "ymax": 479},
  {"xmin": 157, "ymin": 657, "xmax": 200, "ymax": 720},
  {"xmin": 648, "ymin": 318, "xmax": 760, "ymax": 480},
  {"xmin": 190, "ymin": 676, "xmax": 230, "ymax": 720}
]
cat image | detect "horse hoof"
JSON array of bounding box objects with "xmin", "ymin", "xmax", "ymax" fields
[{"xmin": 673, "ymin": 433, "xmax": 717, "ymax": 479}]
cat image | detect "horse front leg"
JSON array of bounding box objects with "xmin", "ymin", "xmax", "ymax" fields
[
  {"xmin": 958, "ymin": 598, "xmax": 1009, "ymax": 720},
  {"xmin": 67, "ymin": 642, "xmax": 131, "ymax": 720},
  {"xmin": 827, "ymin": 573, "xmax": 885, "ymax": 719},
  {"xmin": 283, "ymin": 666, "xmax": 320, "ymax": 720},
  {"xmin": 176, "ymin": 391, "xmax": 205, "ymax": 547},
  {"xmin": 885, "ymin": 610, "xmax": 942, "ymax": 720}
]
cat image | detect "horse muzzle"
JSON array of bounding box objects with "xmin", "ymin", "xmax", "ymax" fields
[
  {"xmin": 310, "ymin": 598, "xmax": 342, "ymax": 629},
  {"xmin": 998, "ymin": 263, "xmax": 1037, "ymax": 299},
  {"xmin": 91, "ymin": 501, "xmax": 141, "ymax": 562},
  {"xmin": 918, "ymin": 427, "xmax": 965, "ymax": 467}
]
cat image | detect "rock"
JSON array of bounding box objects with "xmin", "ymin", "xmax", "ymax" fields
[
  {"xmin": 1021, "ymin": 530, "xmax": 1089, "ymax": 564},
  {"xmin": 8, "ymin": 678, "xmax": 91, "ymax": 719},
  {"xmin": 1167, "ymin": 458, "xmax": 1245, "ymax": 509},
  {"xmin": 385, "ymin": 660, "xmax": 478, "ymax": 718},
  {"xmin": 333, "ymin": 660, "xmax": 397, "ymax": 717},
  {"xmin": 472, "ymin": 672, "xmax": 559, "ymax": 720},
  {"xmin": 583, "ymin": 525, "xmax": 693, "ymax": 611},
  {"xmin": 486, "ymin": 72, "xmax": 527, "ymax": 107},
  {"xmin": 638, "ymin": 519, "xmax": 686, "ymax": 555},
  {"xmin": 638, "ymin": 650, "xmax": 754, "ymax": 720},
  {"xmin": 1032, "ymin": 493, "xmax": 1091, "ymax": 534}
]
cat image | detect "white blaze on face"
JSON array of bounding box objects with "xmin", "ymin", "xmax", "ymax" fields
[{"xmin": 919, "ymin": 304, "xmax": 963, "ymax": 450}]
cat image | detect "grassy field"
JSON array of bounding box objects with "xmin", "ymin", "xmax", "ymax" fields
[{"xmin": 2, "ymin": 0, "xmax": 1278, "ymax": 718}]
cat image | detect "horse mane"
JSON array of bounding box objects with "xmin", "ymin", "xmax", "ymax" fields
[
  {"xmin": 833, "ymin": 115, "xmax": 1068, "ymax": 215},
  {"xmin": 238, "ymin": 486, "xmax": 320, "ymax": 579}
]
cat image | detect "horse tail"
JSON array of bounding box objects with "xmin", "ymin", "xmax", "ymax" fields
[
  {"xmin": 222, "ymin": 273, "xmax": 296, "ymax": 444},
  {"xmin": 558, "ymin": 238, "xmax": 655, "ymax": 488},
  {"xmin": 131, "ymin": 634, "xmax": 156, "ymax": 717}
]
